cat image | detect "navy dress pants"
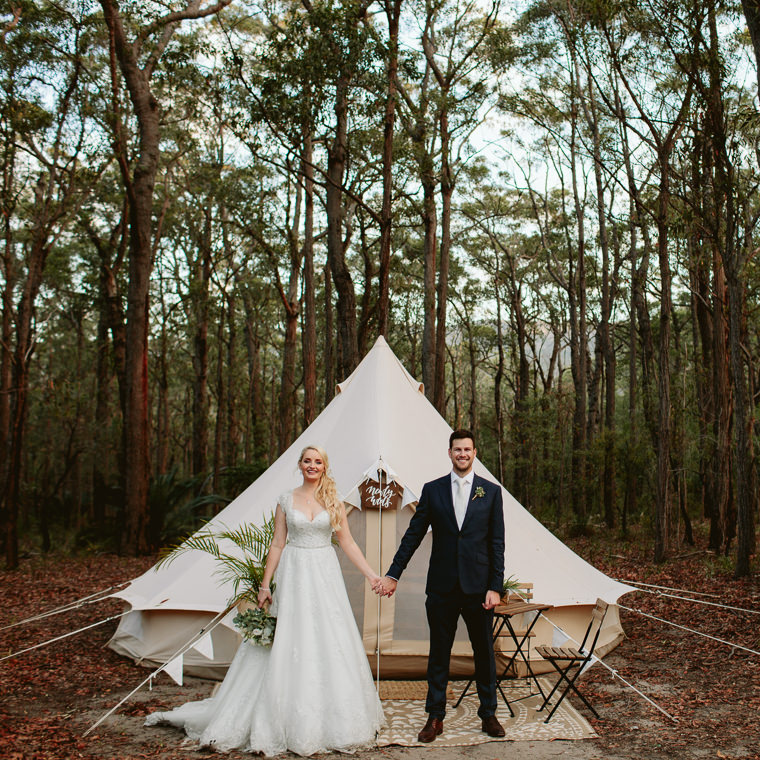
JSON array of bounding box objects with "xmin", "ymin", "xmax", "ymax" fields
[{"xmin": 424, "ymin": 584, "xmax": 497, "ymax": 719}]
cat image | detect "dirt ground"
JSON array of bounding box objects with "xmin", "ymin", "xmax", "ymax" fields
[{"xmin": 1, "ymin": 531, "xmax": 759, "ymax": 760}]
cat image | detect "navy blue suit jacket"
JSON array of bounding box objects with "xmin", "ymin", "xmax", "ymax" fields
[{"xmin": 387, "ymin": 473, "xmax": 505, "ymax": 596}]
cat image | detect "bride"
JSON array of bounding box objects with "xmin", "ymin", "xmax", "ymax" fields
[{"xmin": 145, "ymin": 445, "xmax": 384, "ymax": 756}]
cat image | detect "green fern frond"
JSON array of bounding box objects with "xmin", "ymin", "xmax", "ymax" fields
[{"xmin": 154, "ymin": 513, "xmax": 276, "ymax": 601}]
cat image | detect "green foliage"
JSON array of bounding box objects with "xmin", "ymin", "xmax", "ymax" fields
[
  {"xmin": 149, "ymin": 468, "xmax": 230, "ymax": 548},
  {"xmin": 5, "ymin": 0, "xmax": 760, "ymax": 579},
  {"xmin": 501, "ymin": 575, "xmax": 525, "ymax": 597},
  {"xmin": 157, "ymin": 515, "xmax": 277, "ymax": 603}
]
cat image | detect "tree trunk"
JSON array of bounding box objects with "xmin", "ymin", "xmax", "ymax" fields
[
  {"xmin": 279, "ymin": 299, "xmax": 299, "ymax": 452},
  {"xmin": 301, "ymin": 130, "xmax": 317, "ymax": 426},
  {"xmin": 0, "ymin": 186, "xmax": 14, "ymax": 557},
  {"xmin": 357, "ymin": 211, "xmax": 373, "ymax": 356},
  {"xmin": 155, "ymin": 309, "xmax": 169, "ymax": 477},
  {"xmin": 711, "ymin": 251, "xmax": 733, "ymax": 553},
  {"xmin": 421, "ymin": 169, "xmax": 437, "ymax": 400},
  {"xmin": 226, "ymin": 291, "xmax": 238, "ymax": 466},
  {"xmin": 242, "ymin": 288, "xmax": 267, "ymax": 468},
  {"xmin": 101, "ymin": 1, "xmax": 158, "ymax": 554},
  {"xmin": 583, "ymin": 73, "xmax": 616, "ymax": 529},
  {"xmin": 213, "ymin": 305, "xmax": 226, "ymax": 492},
  {"xmin": 377, "ymin": 0, "xmax": 401, "ymax": 335},
  {"xmin": 672, "ymin": 312, "xmax": 693, "ymax": 545},
  {"xmin": 706, "ymin": 4, "xmax": 754, "ymax": 573},
  {"xmin": 653, "ymin": 151, "xmax": 674, "ymax": 562},
  {"xmin": 323, "ymin": 263, "xmax": 335, "ymax": 405},
  {"xmin": 191, "ymin": 208, "xmax": 212, "ymax": 476},
  {"xmin": 624, "ymin": 211, "xmax": 638, "ymax": 537},
  {"xmin": 688, "ymin": 124, "xmax": 718, "ymax": 536},
  {"xmin": 0, "ymin": 60, "xmax": 19, "ymax": 559},
  {"xmin": 494, "ymin": 272, "xmax": 505, "ymax": 483},
  {"xmin": 6, "ymin": 201, "xmax": 50, "ymax": 568},
  {"xmin": 326, "ymin": 74, "xmax": 359, "ymax": 377},
  {"xmin": 277, "ymin": 169, "xmax": 303, "ymax": 453},
  {"xmin": 92, "ymin": 298, "xmax": 111, "ymax": 527},
  {"xmin": 729, "ymin": 275, "xmax": 754, "ymax": 574},
  {"xmin": 509, "ymin": 266, "xmax": 530, "ymax": 509},
  {"xmin": 87, "ymin": 216, "xmax": 127, "ymax": 527},
  {"xmin": 433, "ymin": 101, "xmax": 452, "ymax": 414},
  {"xmin": 100, "ymin": 0, "xmax": 233, "ymax": 553},
  {"xmin": 568, "ymin": 80, "xmax": 588, "ymax": 530}
]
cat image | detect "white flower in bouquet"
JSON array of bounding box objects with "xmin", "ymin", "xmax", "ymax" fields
[{"xmin": 232, "ymin": 607, "xmax": 277, "ymax": 647}]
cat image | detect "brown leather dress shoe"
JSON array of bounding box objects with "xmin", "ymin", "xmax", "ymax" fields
[
  {"xmin": 417, "ymin": 716, "xmax": 444, "ymax": 742},
  {"xmin": 481, "ymin": 714, "xmax": 506, "ymax": 737}
]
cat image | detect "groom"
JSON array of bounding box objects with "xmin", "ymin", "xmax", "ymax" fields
[{"xmin": 376, "ymin": 430, "xmax": 505, "ymax": 742}]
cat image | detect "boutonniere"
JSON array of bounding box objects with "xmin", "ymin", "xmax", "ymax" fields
[{"xmin": 472, "ymin": 486, "xmax": 485, "ymax": 501}]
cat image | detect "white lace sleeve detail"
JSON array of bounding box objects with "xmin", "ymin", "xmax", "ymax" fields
[{"xmin": 277, "ymin": 490, "xmax": 293, "ymax": 517}]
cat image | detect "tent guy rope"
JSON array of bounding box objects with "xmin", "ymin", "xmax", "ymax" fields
[
  {"xmin": 83, "ymin": 603, "xmax": 235, "ymax": 737},
  {"xmin": 626, "ymin": 588, "xmax": 760, "ymax": 616},
  {"xmin": 538, "ymin": 613, "xmax": 678, "ymax": 722},
  {"xmin": 0, "ymin": 582, "xmax": 130, "ymax": 632},
  {"xmin": 619, "ymin": 603, "xmax": 760, "ymax": 657},
  {"xmin": 614, "ymin": 579, "xmax": 721, "ymax": 598},
  {"xmin": 0, "ymin": 610, "xmax": 132, "ymax": 663}
]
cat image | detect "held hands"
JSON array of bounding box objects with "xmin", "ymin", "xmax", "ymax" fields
[
  {"xmin": 482, "ymin": 590, "xmax": 500, "ymax": 610},
  {"xmin": 257, "ymin": 586, "xmax": 273, "ymax": 609},
  {"xmin": 373, "ymin": 576, "xmax": 398, "ymax": 598}
]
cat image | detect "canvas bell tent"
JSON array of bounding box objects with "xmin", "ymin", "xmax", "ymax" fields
[{"xmin": 109, "ymin": 336, "xmax": 634, "ymax": 679}]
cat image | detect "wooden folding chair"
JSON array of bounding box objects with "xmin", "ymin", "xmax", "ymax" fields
[{"xmin": 534, "ymin": 598, "xmax": 609, "ymax": 722}]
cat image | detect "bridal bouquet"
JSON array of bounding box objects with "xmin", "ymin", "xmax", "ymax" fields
[
  {"xmin": 232, "ymin": 605, "xmax": 277, "ymax": 646},
  {"xmin": 158, "ymin": 516, "xmax": 278, "ymax": 647}
]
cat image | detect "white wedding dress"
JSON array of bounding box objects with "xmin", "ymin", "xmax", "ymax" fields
[{"xmin": 145, "ymin": 491, "xmax": 383, "ymax": 756}]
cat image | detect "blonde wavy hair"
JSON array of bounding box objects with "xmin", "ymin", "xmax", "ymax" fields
[{"xmin": 299, "ymin": 445, "xmax": 342, "ymax": 531}]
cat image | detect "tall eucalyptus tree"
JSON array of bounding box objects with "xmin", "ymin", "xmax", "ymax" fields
[
  {"xmin": 0, "ymin": 0, "xmax": 96, "ymax": 567},
  {"xmin": 98, "ymin": 0, "xmax": 233, "ymax": 554}
]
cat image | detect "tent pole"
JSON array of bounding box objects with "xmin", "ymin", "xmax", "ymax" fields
[{"xmin": 376, "ymin": 458, "xmax": 383, "ymax": 707}]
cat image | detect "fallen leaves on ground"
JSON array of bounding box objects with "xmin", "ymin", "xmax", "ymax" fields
[
  {"xmin": 1, "ymin": 531, "xmax": 759, "ymax": 759},
  {"xmin": 577, "ymin": 531, "xmax": 760, "ymax": 760}
]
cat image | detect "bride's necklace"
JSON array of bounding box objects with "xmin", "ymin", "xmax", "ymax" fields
[{"xmin": 300, "ymin": 489, "xmax": 319, "ymax": 505}]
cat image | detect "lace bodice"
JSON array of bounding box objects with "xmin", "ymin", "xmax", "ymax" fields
[{"xmin": 279, "ymin": 490, "xmax": 333, "ymax": 549}]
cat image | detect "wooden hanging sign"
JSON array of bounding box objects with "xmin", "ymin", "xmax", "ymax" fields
[{"xmin": 359, "ymin": 477, "xmax": 404, "ymax": 510}]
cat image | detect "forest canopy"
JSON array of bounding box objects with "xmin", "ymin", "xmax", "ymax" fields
[{"xmin": 1, "ymin": 0, "xmax": 758, "ymax": 575}]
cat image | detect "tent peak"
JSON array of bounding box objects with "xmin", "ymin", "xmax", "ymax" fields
[{"xmin": 336, "ymin": 336, "xmax": 424, "ymax": 395}]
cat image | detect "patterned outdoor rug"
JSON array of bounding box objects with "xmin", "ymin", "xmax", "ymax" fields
[
  {"xmin": 377, "ymin": 679, "xmax": 597, "ymax": 747},
  {"xmin": 378, "ymin": 681, "xmax": 453, "ymax": 700}
]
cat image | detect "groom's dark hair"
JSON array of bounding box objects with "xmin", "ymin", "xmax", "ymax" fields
[{"xmin": 449, "ymin": 429, "xmax": 476, "ymax": 449}]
